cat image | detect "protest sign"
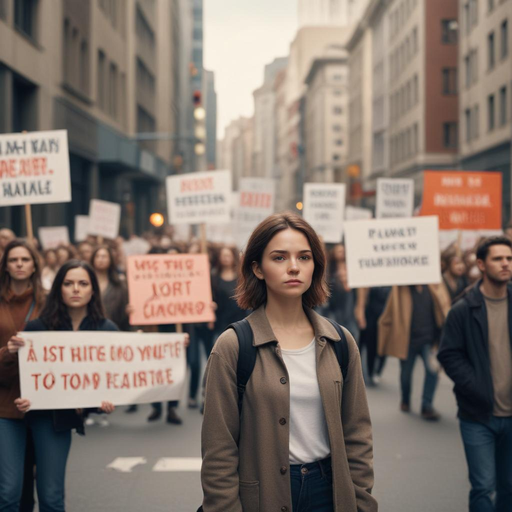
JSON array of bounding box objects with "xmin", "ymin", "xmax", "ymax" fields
[
  {"xmin": 171, "ymin": 224, "xmax": 192, "ymax": 243},
  {"xmin": 166, "ymin": 170, "xmax": 232, "ymax": 225},
  {"xmin": 376, "ymin": 178, "xmax": 414, "ymax": 218},
  {"xmin": 344, "ymin": 216, "xmax": 441, "ymax": 288},
  {"xmin": 345, "ymin": 206, "xmax": 372, "ymax": 221},
  {"xmin": 236, "ymin": 178, "xmax": 275, "ymax": 247},
  {"xmin": 438, "ymin": 229, "xmax": 504, "ymax": 251},
  {"xmin": 122, "ymin": 237, "xmax": 151, "ymax": 257},
  {"xmin": 127, "ymin": 254, "xmax": 215, "ymax": 325},
  {"xmin": 88, "ymin": 199, "xmax": 121, "ymax": 240},
  {"xmin": 38, "ymin": 226, "xmax": 70, "ymax": 250},
  {"xmin": 18, "ymin": 331, "xmax": 186, "ymax": 409},
  {"xmin": 74, "ymin": 215, "xmax": 89, "ymax": 243},
  {"xmin": 0, "ymin": 130, "xmax": 71, "ymax": 207},
  {"xmin": 421, "ymin": 171, "xmax": 502, "ymax": 230},
  {"xmin": 303, "ymin": 183, "xmax": 346, "ymax": 243}
]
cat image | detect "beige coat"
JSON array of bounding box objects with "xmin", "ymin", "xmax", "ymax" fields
[
  {"xmin": 201, "ymin": 306, "xmax": 377, "ymax": 512},
  {"xmin": 377, "ymin": 284, "xmax": 451, "ymax": 360}
]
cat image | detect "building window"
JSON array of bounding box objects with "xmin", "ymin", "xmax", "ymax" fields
[
  {"xmin": 63, "ymin": 19, "xmax": 71, "ymax": 83},
  {"xmin": 488, "ymin": 32, "xmax": 495, "ymax": 69},
  {"xmin": 413, "ymin": 123, "xmax": 418, "ymax": 154},
  {"xmin": 500, "ymin": 86, "xmax": 507, "ymax": 126},
  {"xmin": 334, "ymin": 139, "xmax": 343, "ymax": 146},
  {"xmin": 465, "ymin": 109, "xmax": 472, "ymax": 141},
  {"xmin": 473, "ymin": 105, "xmax": 480, "ymax": 139},
  {"xmin": 442, "ymin": 68, "xmax": 457, "ymax": 94},
  {"xmin": 413, "ymin": 75, "xmax": 419, "ymax": 104},
  {"xmin": 14, "ymin": 0, "xmax": 37, "ymax": 40},
  {"xmin": 97, "ymin": 50, "xmax": 106, "ymax": 110},
  {"xmin": 79, "ymin": 40, "xmax": 89, "ymax": 94},
  {"xmin": 501, "ymin": 20, "xmax": 508, "ymax": 59},
  {"xmin": 443, "ymin": 122, "xmax": 458, "ymax": 148},
  {"xmin": 412, "ymin": 27, "xmax": 418, "ymax": 54},
  {"xmin": 0, "ymin": 0, "xmax": 7, "ymax": 20},
  {"xmin": 488, "ymin": 94, "xmax": 495, "ymax": 130},
  {"xmin": 470, "ymin": 0, "xmax": 478, "ymax": 27},
  {"xmin": 333, "ymin": 124, "xmax": 342, "ymax": 132},
  {"xmin": 333, "ymin": 106, "xmax": 343, "ymax": 115},
  {"xmin": 488, "ymin": 0, "xmax": 494, "ymax": 12},
  {"xmin": 441, "ymin": 20, "xmax": 458, "ymax": 44},
  {"xmin": 464, "ymin": 3, "xmax": 470, "ymax": 34},
  {"xmin": 109, "ymin": 62, "xmax": 117, "ymax": 119},
  {"xmin": 465, "ymin": 55, "xmax": 471, "ymax": 87}
]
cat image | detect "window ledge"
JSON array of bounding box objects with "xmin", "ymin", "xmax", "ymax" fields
[
  {"xmin": 61, "ymin": 82, "xmax": 93, "ymax": 106},
  {"xmin": 14, "ymin": 26, "xmax": 43, "ymax": 51}
]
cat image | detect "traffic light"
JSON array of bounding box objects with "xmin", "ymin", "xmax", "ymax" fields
[{"xmin": 193, "ymin": 91, "xmax": 206, "ymax": 157}]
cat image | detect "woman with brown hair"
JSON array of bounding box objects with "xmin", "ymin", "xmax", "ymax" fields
[{"xmin": 200, "ymin": 213, "xmax": 376, "ymax": 512}]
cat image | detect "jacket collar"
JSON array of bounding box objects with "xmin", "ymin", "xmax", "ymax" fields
[
  {"xmin": 464, "ymin": 280, "xmax": 512, "ymax": 308},
  {"xmin": 247, "ymin": 305, "xmax": 342, "ymax": 347}
]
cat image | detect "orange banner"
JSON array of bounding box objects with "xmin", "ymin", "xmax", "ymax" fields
[
  {"xmin": 127, "ymin": 254, "xmax": 215, "ymax": 325},
  {"xmin": 421, "ymin": 171, "xmax": 502, "ymax": 230}
]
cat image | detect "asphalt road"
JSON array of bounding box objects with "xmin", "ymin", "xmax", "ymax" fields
[{"xmin": 40, "ymin": 357, "xmax": 470, "ymax": 512}]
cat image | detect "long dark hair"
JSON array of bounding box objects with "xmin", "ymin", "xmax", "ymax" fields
[
  {"xmin": 39, "ymin": 260, "xmax": 105, "ymax": 329},
  {"xmin": 0, "ymin": 239, "xmax": 44, "ymax": 306},
  {"xmin": 91, "ymin": 245, "xmax": 121, "ymax": 286}
]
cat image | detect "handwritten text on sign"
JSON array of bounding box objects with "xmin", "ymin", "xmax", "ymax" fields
[
  {"xmin": 18, "ymin": 332, "xmax": 187, "ymax": 409},
  {"xmin": 127, "ymin": 254, "xmax": 215, "ymax": 325},
  {"xmin": 376, "ymin": 178, "xmax": 414, "ymax": 218},
  {"xmin": 0, "ymin": 130, "xmax": 71, "ymax": 206},
  {"xmin": 88, "ymin": 199, "xmax": 121, "ymax": 240},
  {"xmin": 344, "ymin": 216, "xmax": 441, "ymax": 288},
  {"xmin": 421, "ymin": 171, "xmax": 502, "ymax": 230},
  {"xmin": 166, "ymin": 170, "xmax": 232, "ymax": 225}
]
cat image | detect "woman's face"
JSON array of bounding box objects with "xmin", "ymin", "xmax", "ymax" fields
[
  {"xmin": 93, "ymin": 249, "xmax": 111, "ymax": 271},
  {"xmin": 79, "ymin": 243, "xmax": 94, "ymax": 263},
  {"xmin": 45, "ymin": 250, "xmax": 57, "ymax": 268},
  {"xmin": 56, "ymin": 248, "xmax": 70, "ymax": 266},
  {"xmin": 61, "ymin": 268, "xmax": 93, "ymax": 309},
  {"xmin": 6, "ymin": 247, "xmax": 35, "ymax": 283},
  {"xmin": 253, "ymin": 228, "xmax": 314, "ymax": 302},
  {"xmin": 449, "ymin": 256, "xmax": 466, "ymax": 277},
  {"xmin": 219, "ymin": 248, "xmax": 235, "ymax": 269},
  {"xmin": 332, "ymin": 244, "xmax": 345, "ymax": 263}
]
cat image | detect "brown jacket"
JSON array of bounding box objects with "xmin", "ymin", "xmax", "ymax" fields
[
  {"xmin": 0, "ymin": 288, "xmax": 40, "ymax": 419},
  {"xmin": 377, "ymin": 284, "xmax": 451, "ymax": 360},
  {"xmin": 201, "ymin": 306, "xmax": 377, "ymax": 512}
]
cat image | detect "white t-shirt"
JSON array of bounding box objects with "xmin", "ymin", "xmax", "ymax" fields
[{"xmin": 281, "ymin": 339, "xmax": 331, "ymax": 464}]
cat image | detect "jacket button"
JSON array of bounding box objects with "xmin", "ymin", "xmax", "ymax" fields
[
  {"xmin": 280, "ymin": 466, "xmax": 287, "ymax": 475},
  {"xmin": 279, "ymin": 417, "xmax": 287, "ymax": 425},
  {"xmin": 281, "ymin": 507, "xmax": 288, "ymax": 512},
  {"xmin": 280, "ymin": 377, "xmax": 287, "ymax": 384}
]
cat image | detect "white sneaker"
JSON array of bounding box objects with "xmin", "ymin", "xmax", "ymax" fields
[
  {"xmin": 85, "ymin": 417, "xmax": 95, "ymax": 427},
  {"xmin": 98, "ymin": 414, "xmax": 110, "ymax": 427}
]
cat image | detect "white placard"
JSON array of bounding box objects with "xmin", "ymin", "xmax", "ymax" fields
[
  {"xmin": 18, "ymin": 332, "xmax": 187, "ymax": 409},
  {"xmin": 122, "ymin": 237, "xmax": 151, "ymax": 257},
  {"xmin": 345, "ymin": 206, "xmax": 373, "ymax": 220},
  {"xmin": 166, "ymin": 170, "xmax": 232, "ymax": 225},
  {"xmin": 376, "ymin": 178, "xmax": 414, "ymax": 218},
  {"xmin": 236, "ymin": 178, "xmax": 276, "ymax": 248},
  {"xmin": 303, "ymin": 183, "xmax": 346, "ymax": 243},
  {"xmin": 88, "ymin": 199, "xmax": 121, "ymax": 240},
  {"xmin": 74, "ymin": 215, "xmax": 89, "ymax": 243},
  {"xmin": 439, "ymin": 229, "xmax": 504, "ymax": 252},
  {"xmin": 345, "ymin": 216, "xmax": 441, "ymax": 288},
  {"xmin": 171, "ymin": 224, "xmax": 192, "ymax": 243},
  {"xmin": 0, "ymin": 130, "xmax": 71, "ymax": 206},
  {"xmin": 38, "ymin": 226, "xmax": 70, "ymax": 250}
]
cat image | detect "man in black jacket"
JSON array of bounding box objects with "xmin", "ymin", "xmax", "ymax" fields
[{"xmin": 438, "ymin": 236, "xmax": 512, "ymax": 512}]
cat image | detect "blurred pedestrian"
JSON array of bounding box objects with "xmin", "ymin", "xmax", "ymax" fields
[
  {"xmin": 55, "ymin": 245, "xmax": 75, "ymax": 267},
  {"xmin": 77, "ymin": 241, "xmax": 94, "ymax": 265},
  {"xmin": 41, "ymin": 249, "xmax": 59, "ymax": 292},
  {"xmin": 378, "ymin": 283, "xmax": 450, "ymax": 420},
  {"xmin": 0, "ymin": 228, "xmax": 15, "ymax": 260},
  {"xmin": 438, "ymin": 236, "xmax": 512, "ymax": 512},
  {"xmin": 443, "ymin": 251, "xmax": 469, "ymax": 302},
  {"xmin": 200, "ymin": 213, "xmax": 377, "ymax": 512}
]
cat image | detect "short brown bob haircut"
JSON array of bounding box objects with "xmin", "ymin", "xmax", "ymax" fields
[{"xmin": 235, "ymin": 212, "xmax": 330, "ymax": 310}]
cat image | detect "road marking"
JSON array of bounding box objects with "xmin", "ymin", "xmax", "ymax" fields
[
  {"xmin": 153, "ymin": 457, "xmax": 202, "ymax": 472},
  {"xmin": 107, "ymin": 457, "xmax": 147, "ymax": 473}
]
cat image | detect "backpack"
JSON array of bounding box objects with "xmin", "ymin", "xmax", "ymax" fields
[
  {"xmin": 197, "ymin": 317, "xmax": 349, "ymax": 511},
  {"xmin": 231, "ymin": 316, "xmax": 349, "ymax": 417}
]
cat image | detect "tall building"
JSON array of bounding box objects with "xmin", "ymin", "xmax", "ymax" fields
[
  {"xmin": 0, "ymin": 0, "xmax": 187, "ymax": 236},
  {"xmin": 298, "ymin": 0, "xmax": 371, "ymax": 28},
  {"xmin": 459, "ymin": 0, "xmax": 511, "ymax": 218},
  {"xmin": 191, "ymin": 0, "xmax": 205, "ymax": 171},
  {"xmin": 203, "ymin": 69, "xmax": 217, "ymax": 170}
]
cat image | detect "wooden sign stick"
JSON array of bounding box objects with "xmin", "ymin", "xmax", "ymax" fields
[{"xmin": 25, "ymin": 204, "xmax": 34, "ymax": 244}]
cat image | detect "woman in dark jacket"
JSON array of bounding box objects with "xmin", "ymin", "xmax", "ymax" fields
[{"xmin": 4, "ymin": 260, "xmax": 116, "ymax": 512}]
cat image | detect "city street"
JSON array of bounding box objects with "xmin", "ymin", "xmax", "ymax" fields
[{"xmin": 59, "ymin": 358, "xmax": 469, "ymax": 512}]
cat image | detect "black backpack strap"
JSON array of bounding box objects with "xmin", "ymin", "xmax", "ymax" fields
[
  {"xmin": 325, "ymin": 318, "xmax": 349, "ymax": 381},
  {"xmin": 228, "ymin": 319, "xmax": 257, "ymax": 417}
]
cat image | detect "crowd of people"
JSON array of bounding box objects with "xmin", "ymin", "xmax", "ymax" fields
[{"xmin": 0, "ymin": 219, "xmax": 510, "ymax": 511}]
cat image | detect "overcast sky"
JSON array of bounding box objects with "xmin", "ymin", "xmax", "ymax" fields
[{"xmin": 204, "ymin": 0, "xmax": 298, "ymax": 139}]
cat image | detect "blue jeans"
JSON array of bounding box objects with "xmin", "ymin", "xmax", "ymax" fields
[
  {"xmin": 0, "ymin": 414, "xmax": 72, "ymax": 512},
  {"xmin": 290, "ymin": 457, "xmax": 334, "ymax": 512},
  {"xmin": 400, "ymin": 343, "xmax": 438, "ymax": 408},
  {"xmin": 460, "ymin": 416, "xmax": 512, "ymax": 512}
]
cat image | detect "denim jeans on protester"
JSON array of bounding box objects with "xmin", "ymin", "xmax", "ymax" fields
[
  {"xmin": 0, "ymin": 414, "xmax": 71, "ymax": 512},
  {"xmin": 289, "ymin": 457, "xmax": 334, "ymax": 512},
  {"xmin": 400, "ymin": 343, "xmax": 438, "ymax": 408},
  {"xmin": 460, "ymin": 416, "xmax": 512, "ymax": 512}
]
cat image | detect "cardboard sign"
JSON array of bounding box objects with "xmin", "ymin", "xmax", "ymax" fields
[
  {"xmin": 74, "ymin": 215, "xmax": 89, "ymax": 243},
  {"xmin": 127, "ymin": 254, "xmax": 215, "ymax": 325},
  {"xmin": 122, "ymin": 237, "xmax": 151, "ymax": 257},
  {"xmin": 438, "ymin": 229, "xmax": 504, "ymax": 252},
  {"xmin": 166, "ymin": 170, "xmax": 232, "ymax": 225},
  {"xmin": 18, "ymin": 331, "xmax": 187, "ymax": 409},
  {"xmin": 303, "ymin": 183, "xmax": 346, "ymax": 243},
  {"xmin": 38, "ymin": 226, "xmax": 70, "ymax": 250},
  {"xmin": 236, "ymin": 178, "xmax": 276, "ymax": 247},
  {"xmin": 421, "ymin": 171, "xmax": 502, "ymax": 230},
  {"xmin": 88, "ymin": 199, "xmax": 121, "ymax": 240},
  {"xmin": 376, "ymin": 178, "xmax": 414, "ymax": 218},
  {"xmin": 345, "ymin": 206, "xmax": 372, "ymax": 221},
  {"xmin": 344, "ymin": 216, "xmax": 441, "ymax": 288},
  {"xmin": 0, "ymin": 130, "xmax": 71, "ymax": 207}
]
